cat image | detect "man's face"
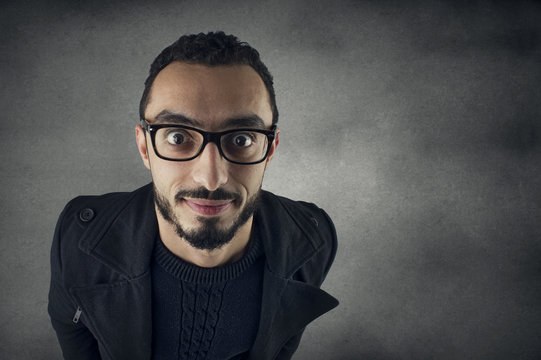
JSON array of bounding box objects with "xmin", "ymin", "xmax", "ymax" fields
[{"xmin": 136, "ymin": 62, "xmax": 278, "ymax": 250}]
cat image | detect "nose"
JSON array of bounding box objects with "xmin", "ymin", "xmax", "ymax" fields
[{"xmin": 191, "ymin": 142, "xmax": 229, "ymax": 191}]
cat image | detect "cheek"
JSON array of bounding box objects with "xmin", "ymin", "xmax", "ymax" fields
[
  {"xmin": 230, "ymin": 165, "xmax": 266, "ymax": 193},
  {"xmin": 150, "ymin": 160, "xmax": 191, "ymax": 192}
]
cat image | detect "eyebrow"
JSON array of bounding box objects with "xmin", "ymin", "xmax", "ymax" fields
[
  {"xmin": 152, "ymin": 110, "xmax": 266, "ymax": 129},
  {"xmin": 223, "ymin": 115, "xmax": 266, "ymax": 129},
  {"xmin": 153, "ymin": 110, "xmax": 202, "ymax": 127}
]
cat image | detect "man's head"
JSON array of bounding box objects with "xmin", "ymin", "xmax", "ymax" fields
[
  {"xmin": 135, "ymin": 32, "xmax": 279, "ymax": 252},
  {"xmin": 139, "ymin": 31, "xmax": 278, "ymax": 126}
]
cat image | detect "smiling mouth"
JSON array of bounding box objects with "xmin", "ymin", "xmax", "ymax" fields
[{"xmin": 184, "ymin": 198, "xmax": 234, "ymax": 216}]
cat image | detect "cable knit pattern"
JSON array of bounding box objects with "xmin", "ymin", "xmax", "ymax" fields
[{"xmin": 152, "ymin": 235, "xmax": 264, "ymax": 360}]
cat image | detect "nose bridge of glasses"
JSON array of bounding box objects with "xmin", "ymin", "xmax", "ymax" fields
[
  {"xmin": 199, "ymin": 131, "xmax": 225, "ymax": 156},
  {"xmin": 197, "ymin": 130, "xmax": 224, "ymax": 157},
  {"xmin": 204, "ymin": 131, "xmax": 223, "ymax": 145}
]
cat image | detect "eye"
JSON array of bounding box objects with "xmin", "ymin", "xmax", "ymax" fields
[
  {"xmin": 166, "ymin": 131, "xmax": 188, "ymax": 145},
  {"xmin": 231, "ymin": 133, "xmax": 254, "ymax": 147}
]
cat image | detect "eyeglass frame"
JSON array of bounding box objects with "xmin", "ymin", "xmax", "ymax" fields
[{"xmin": 140, "ymin": 119, "xmax": 277, "ymax": 165}]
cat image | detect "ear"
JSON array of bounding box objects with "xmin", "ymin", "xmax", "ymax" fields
[
  {"xmin": 135, "ymin": 125, "xmax": 151, "ymax": 170},
  {"xmin": 264, "ymin": 127, "xmax": 280, "ymax": 169}
]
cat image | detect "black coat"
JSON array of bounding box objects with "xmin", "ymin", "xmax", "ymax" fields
[{"xmin": 48, "ymin": 184, "xmax": 338, "ymax": 360}]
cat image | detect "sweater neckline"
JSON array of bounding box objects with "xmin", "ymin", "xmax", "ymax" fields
[{"xmin": 153, "ymin": 233, "xmax": 264, "ymax": 284}]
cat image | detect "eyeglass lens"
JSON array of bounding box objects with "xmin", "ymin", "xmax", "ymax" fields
[{"xmin": 154, "ymin": 127, "xmax": 269, "ymax": 163}]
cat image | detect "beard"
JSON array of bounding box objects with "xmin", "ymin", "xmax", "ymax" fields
[{"xmin": 153, "ymin": 184, "xmax": 260, "ymax": 251}]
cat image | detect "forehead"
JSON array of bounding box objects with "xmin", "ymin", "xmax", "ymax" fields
[{"xmin": 146, "ymin": 62, "xmax": 272, "ymax": 129}]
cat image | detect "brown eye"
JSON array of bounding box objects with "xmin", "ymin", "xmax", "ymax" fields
[
  {"xmin": 167, "ymin": 132, "xmax": 187, "ymax": 145},
  {"xmin": 231, "ymin": 133, "xmax": 254, "ymax": 147}
]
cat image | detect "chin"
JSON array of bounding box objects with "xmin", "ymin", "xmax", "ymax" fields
[{"xmin": 154, "ymin": 183, "xmax": 261, "ymax": 250}]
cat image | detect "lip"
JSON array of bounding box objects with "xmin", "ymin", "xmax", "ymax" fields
[{"xmin": 184, "ymin": 198, "xmax": 234, "ymax": 216}]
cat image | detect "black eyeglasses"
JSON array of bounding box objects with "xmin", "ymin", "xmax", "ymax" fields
[{"xmin": 141, "ymin": 119, "xmax": 277, "ymax": 165}]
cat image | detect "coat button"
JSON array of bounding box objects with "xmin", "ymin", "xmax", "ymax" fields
[{"xmin": 79, "ymin": 208, "xmax": 95, "ymax": 222}]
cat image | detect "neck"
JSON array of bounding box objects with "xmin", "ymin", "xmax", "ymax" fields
[{"xmin": 156, "ymin": 208, "xmax": 253, "ymax": 268}]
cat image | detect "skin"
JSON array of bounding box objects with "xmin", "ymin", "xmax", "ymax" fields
[{"xmin": 135, "ymin": 62, "xmax": 279, "ymax": 268}]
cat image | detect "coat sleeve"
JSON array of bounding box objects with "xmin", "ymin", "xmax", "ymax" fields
[
  {"xmin": 292, "ymin": 206, "xmax": 338, "ymax": 287},
  {"xmin": 48, "ymin": 201, "xmax": 102, "ymax": 360},
  {"xmin": 317, "ymin": 208, "xmax": 338, "ymax": 282}
]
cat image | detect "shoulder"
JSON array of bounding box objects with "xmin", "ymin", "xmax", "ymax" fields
[
  {"xmin": 56, "ymin": 184, "xmax": 153, "ymax": 233},
  {"xmin": 52, "ymin": 189, "xmax": 135, "ymax": 252},
  {"xmin": 260, "ymin": 190, "xmax": 336, "ymax": 244},
  {"xmin": 60, "ymin": 184, "xmax": 152, "ymax": 223},
  {"xmin": 50, "ymin": 184, "xmax": 155, "ymax": 283}
]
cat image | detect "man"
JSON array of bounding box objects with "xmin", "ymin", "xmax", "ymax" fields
[{"xmin": 48, "ymin": 31, "xmax": 338, "ymax": 360}]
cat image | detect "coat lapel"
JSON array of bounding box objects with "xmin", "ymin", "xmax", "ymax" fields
[
  {"xmin": 249, "ymin": 267, "xmax": 338, "ymax": 359},
  {"xmin": 72, "ymin": 184, "xmax": 157, "ymax": 360},
  {"xmin": 77, "ymin": 184, "xmax": 157, "ymax": 278},
  {"xmin": 250, "ymin": 192, "xmax": 339, "ymax": 359}
]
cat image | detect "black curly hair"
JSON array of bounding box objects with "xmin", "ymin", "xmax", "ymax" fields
[{"xmin": 139, "ymin": 31, "xmax": 278, "ymax": 125}]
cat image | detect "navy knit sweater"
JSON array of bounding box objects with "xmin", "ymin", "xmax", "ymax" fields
[{"xmin": 151, "ymin": 235, "xmax": 265, "ymax": 360}]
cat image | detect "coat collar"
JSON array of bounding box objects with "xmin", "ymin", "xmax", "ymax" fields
[{"xmin": 77, "ymin": 183, "xmax": 157, "ymax": 278}]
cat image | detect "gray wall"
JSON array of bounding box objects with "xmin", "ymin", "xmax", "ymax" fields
[{"xmin": 1, "ymin": 0, "xmax": 540, "ymax": 359}]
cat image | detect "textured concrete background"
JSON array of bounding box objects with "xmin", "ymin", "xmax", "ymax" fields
[{"xmin": 1, "ymin": 0, "xmax": 540, "ymax": 359}]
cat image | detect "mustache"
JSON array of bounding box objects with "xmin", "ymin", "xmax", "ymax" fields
[{"xmin": 174, "ymin": 187, "xmax": 241, "ymax": 203}]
